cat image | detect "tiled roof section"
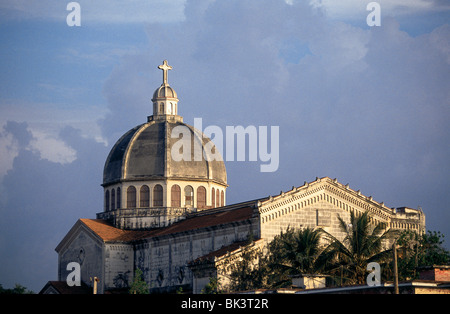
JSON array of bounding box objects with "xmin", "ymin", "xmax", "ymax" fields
[
  {"xmin": 80, "ymin": 219, "xmax": 139, "ymax": 242},
  {"xmin": 190, "ymin": 240, "xmax": 249, "ymax": 264},
  {"xmin": 39, "ymin": 281, "xmax": 92, "ymax": 294},
  {"xmin": 189, "ymin": 239, "xmax": 264, "ymax": 265},
  {"xmin": 81, "ymin": 203, "xmax": 256, "ymax": 243},
  {"xmin": 150, "ymin": 205, "xmax": 254, "ymax": 237}
]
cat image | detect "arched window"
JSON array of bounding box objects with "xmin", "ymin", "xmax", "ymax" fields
[
  {"xmin": 216, "ymin": 189, "xmax": 220, "ymax": 207},
  {"xmin": 184, "ymin": 185, "xmax": 193, "ymax": 207},
  {"xmin": 171, "ymin": 185, "xmax": 181, "ymax": 207},
  {"xmin": 111, "ymin": 189, "xmax": 116, "ymax": 210},
  {"xmin": 221, "ymin": 190, "xmax": 224, "ymax": 207},
  {"xmin": 211, "ymin": 187, "xmax": 215, "ymax": 208},
  {"xmin": 153, "ymin": 184, "xmax": 163, "ymax": 207},
  {"xmin": 117, "ymin": 187, "xmax": 121, "ymax": 209},
  {"xmin": 197, "ymin": 186, "xmax": 206, "ymax": 209},
  {"xmin": 127, "ymin": 186, "xmax": 136, "ymax": 208},
  {"xmin": 159, "ymin": 102, "xmax": 164, "ymax": 114},
  {"xmin": 105, "ymin": 190, "xmax": 110, "ymax": 211},
  {"xmin": 140, "ymin": 185, "xmax": 150, "ymax": 207}
]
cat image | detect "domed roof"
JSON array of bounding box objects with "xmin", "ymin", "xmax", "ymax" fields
[
  {"xmin": 152, "ymin": 84, "xmax": 178, "ymax": 101},
  {"xmin": 103, "ymin": 120, "xmax": 227, "ymax": 186}
]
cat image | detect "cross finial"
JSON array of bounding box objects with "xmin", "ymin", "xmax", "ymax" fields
[{"xmin": 158, "ymin": 60, "xmax": 172, "ymax": 85}]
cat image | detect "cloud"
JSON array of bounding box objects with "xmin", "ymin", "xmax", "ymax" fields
[
  {"xmin": 310, "ymin": 0, "xmax": 450, "ymax": 20},
  {"xmin": 28, "ymin": 129, "xmax": 77, "ymax": 164},
  {"xmin": 0, "ymin": 121, "xmax": 78, "ymax": 179},
  {"xmin": 0, "ymin": 99, "xmax": 109, "ymax": 146},
  {"xmin": 0, "ymin": 0, "xmax": 186, "ymax": 24},
  {"xmin": 0, "ymin": 122, "xmax": 107, "ymax": 291},
  {"xmin": 0, "ymin": 122, "xmax": 26, "ymax": 178}
]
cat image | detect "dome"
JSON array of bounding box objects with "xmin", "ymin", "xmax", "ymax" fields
[
  {"xmin": 152, "ymin": 84, "xmax": 178, "ymax": 101},
  {"xmin": 102, "ymin": 120, "xmax": 227, "ymax": 187},
  {"xmin": 99, "ymin": 60, "xmax": 227, "ymax": 229}
]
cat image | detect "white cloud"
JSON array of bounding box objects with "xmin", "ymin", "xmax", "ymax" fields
[
  {"xmin": 0, "ymin": 121, "xmax": 78, "ymax": 181},
  {"xmin": 28, "ymin": 129, "xmax": 77, "ymax": 165},
  {"xmin": 0, "ymin": 0, "xmax": 186, "ymax": 24},
  {"xmin": 309, "ymin": 0, "xmax": 450, "ymax": 20},
  {"xmin": 0, "ymin": 99, "xmax": 108, "ymax": 145}
]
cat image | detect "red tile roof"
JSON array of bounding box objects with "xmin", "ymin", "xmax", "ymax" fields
[
  {"xmin": 80, "ymin": 219, "xmax": 134, "ymax": 242},
  {"xmin": 81, "ymin": 203, "xmax": 255, "ymax": 243}
]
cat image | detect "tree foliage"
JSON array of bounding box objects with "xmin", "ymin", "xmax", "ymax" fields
[
  {"xmin": 395, "ymin": 230, "xmax": 449, "ymax": 280},
  {"xmin": 0, "ymin": 284, "xmax": 34, "ymax": 294},
  {"xmin": 223, "ymin": 227, "xmax": 325, "ymax": 291},
  {"xmin": 129, "ymin": 268, "xmax": 149, "ymax": 294},
  {"xmin": 318, "ymin": 211, "xmax": 395, "ymax": 285},
  {"xmin": 201, "ymin": 277, "xmax": 223, "ymax": 294}
]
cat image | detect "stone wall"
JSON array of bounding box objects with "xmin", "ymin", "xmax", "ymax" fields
[
  {"xmin": 260, "ymin": 199, "xmax": 351, "ymax": 243},
  {"xmin": 58, "ymin": 230, "xmax": 103, "ymax": 292},
  {"xmin": 134, "ymin": 219, "xmax": 256, "ymax": 293},
  {"xmin": 104, "ymin": 244, "xmax": 134, "ymax": 291}
]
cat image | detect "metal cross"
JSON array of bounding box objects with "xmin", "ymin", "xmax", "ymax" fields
[{"xmin": 158, "ymin": 60, "xmax": 172, "ymax": 85}]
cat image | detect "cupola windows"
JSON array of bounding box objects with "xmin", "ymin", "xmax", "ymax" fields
[
  {"xmin": 140, "ymin": 185, "xmax": 150, "ymax": 207},
  {"xmin": 153, "ymin": 185, "xmax": 163, "ymax": 207},
  {"xmin": 104, "ymin": 184, "xmax": 224, "ymax": 211},
  {"xmin": 127, "ymin": 186, "xmax": 137, "ymax": 208}
]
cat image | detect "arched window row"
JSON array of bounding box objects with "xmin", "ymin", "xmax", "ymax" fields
[{"xmin": 104, "ymin": 184, "xmax": 225, "ymax": 211}]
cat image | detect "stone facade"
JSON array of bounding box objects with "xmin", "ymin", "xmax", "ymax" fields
[
  {"xmin": 258, "ymin": 177, "xmax": 425, "ymax": 245},
  {"xmin": 54, "ymin": 177, "xmax": 425, "ymax": 294},
  {"xmin": 133, "ymin": 213, "xmax": 256, "ymax": 293}
]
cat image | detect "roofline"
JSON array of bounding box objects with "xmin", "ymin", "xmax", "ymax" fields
[
  {"xmin": 187, "ymin": 197, "xmax": 267, "ymax": 218},
  {"xmin": 259, "ymin": 176, "xmax": 423, "ymax": 219},
  {"xmin": 55, "ymin": 219, "xmax": 104, "ymax": 253},
  {"xmin": 101, "ymin": 176, "xmax": 228, "ymax": 187}
]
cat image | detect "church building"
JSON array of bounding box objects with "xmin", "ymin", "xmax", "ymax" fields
[{"xmin": 44, "ymin": 61, "xmax": 425, "ymax": 294}]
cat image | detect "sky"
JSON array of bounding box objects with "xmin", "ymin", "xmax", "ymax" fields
[{"xmin": 0, "ymin": 0, "xmax": 449, "ymax": 292}]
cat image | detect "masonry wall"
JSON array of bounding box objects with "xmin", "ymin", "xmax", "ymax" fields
[
  {"xmin": 104, "ymin": 243, "xmax": 134, "ymax": 291},
  {"xmin": 260, "ymin": 200, "xmax": 352, "ymax": 244},
  {"xmin": 58, "ymin": 230, "xmax": 103, "ymax": 292},
  {"xmin": 134, "ymin": 219, "xmax": 256, "ymax": 293}
]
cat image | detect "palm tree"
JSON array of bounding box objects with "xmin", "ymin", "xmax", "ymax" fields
[
  {"xmin": 265, "ymin": 226, "xmax": 325, "ymax": 285},
  {"xmin": 318, "ymin": 211, "xmax": 395, "ymax": 285},
  {"xmin": 280, "ymin": 227, "xmax": 324, "ymax": 274}
]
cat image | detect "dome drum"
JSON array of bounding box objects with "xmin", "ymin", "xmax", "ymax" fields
[{"xmin": 98, "ymin": 179, "xmax": 227, "ymax": 230}]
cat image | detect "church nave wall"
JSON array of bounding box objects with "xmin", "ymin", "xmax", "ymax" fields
[{"xmin": 135, "ymin": 220, "xmax": 255, "ymax": 293}]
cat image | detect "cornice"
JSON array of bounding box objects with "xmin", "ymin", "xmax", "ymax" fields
[{"xmin": 257, "ymin": 177, "xmax": 401, "ymax": 223}]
